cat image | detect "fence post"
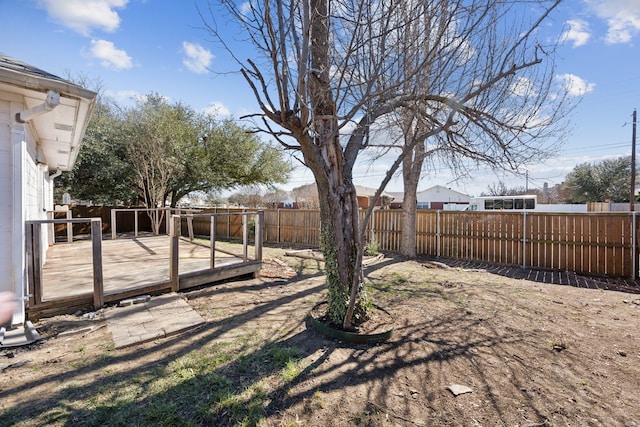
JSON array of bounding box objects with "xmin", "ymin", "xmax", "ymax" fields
[
  {"xmin": 370, "ymin": 209, "xmax": 375, "ymax": 246},
  {"xmin": 436, "ymin": 210, "xmax": 441, "ymax": 258},
  {"xmin": 91, "ymin": 219, "xmax": 104, "ymax": 310},
  {"xmin": 277, "ymin": 208, "xmax": 281, "ymax": 244},
  {"xmin": 522, "ymin": 212, "xmax": 527, "ymax": 269},
  {"xmin": 633, "ymin": 212, "xmax": 637, "ymax": 279},
  {"xmin": 134, "ymin": 209, "xmax": 139, "ymax": 237}
]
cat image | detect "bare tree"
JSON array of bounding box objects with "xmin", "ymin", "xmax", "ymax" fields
[
  {"xmin": 263, "ymin": 189, "xmax": 289, "ymax": 208},
  {"xmin": 205, "ymin": 0, "xmax": 570, "ymax": 329},
  {"xmin": 291, "ymin": 184, "xmax": 320, "ymax": 209},
  {"xmin": 363, "ymin": 0, "xmax": 574, "ymax": 257}
]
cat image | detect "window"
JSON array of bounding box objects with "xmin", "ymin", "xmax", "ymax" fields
[
  {"xmin": 524, "ymin": 198, "xmax": 535, "ymax": 209},
  {"xmin": 514, "ymin": 198, "xmax": 524, "ymax": 209},
  {"xmin": 503, "ymin": 198, "xmax": 514, "ymax": 210}
]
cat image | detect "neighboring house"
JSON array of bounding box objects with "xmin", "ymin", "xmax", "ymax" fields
[
  {"xmin": 390, "ymin": 185, "xmax": 471, "ymax": 209},
  {"xmin": 387, "ymin": 192, "xmax": 404, "ymax": 209},
  {"xmin": 353, "ymin": 185, "xmax": 394, "ymax": 209},
  {"xmin": 276, "ymin": 194, "xmax": 296, "ymax": 209},
  {"xmin": 0, "ymin": 54, "xmax": 96, "ymax": 325},
  {"xmin": 417, "ymin": 185, "xmax": 470, "ymax": 209},
  {"xmin": 290, "ymin": 183, "xmax": 394, "ymax": 209}
]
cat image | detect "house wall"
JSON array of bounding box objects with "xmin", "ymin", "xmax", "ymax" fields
[
  {"xmin": 0, "ymin": 97, "xmax": 12, "ymax": 295},
  {"xmin": 0, "ymin": 90, "xmax": 50, "ymax": 324},
  {"xmin": 416, "ymin": 186, "xmax": 470, "ymax": 209}
]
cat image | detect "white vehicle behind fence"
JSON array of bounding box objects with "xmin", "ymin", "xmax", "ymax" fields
[{"xmin": 448, "ymin": 195, "xmax": 588, "ymax": 213}]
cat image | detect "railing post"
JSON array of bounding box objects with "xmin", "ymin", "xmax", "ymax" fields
[
  {"xmin": 255, "ymin": 211, "xmax": 263, "ymax": 263},
  {"xmin": 27, "ymin": 222, "xmax": 43, "ymax": 306},
  {"xmin": 111, "ymin": 208, "xmax": 117, "ymax": 240},
  {"xmin": 210, "ymin": 215, "xmax": 216, "ymax": 269},
  {"xmin": 169, "ymin": 215, "xmax": 180, "ymax": 292},
  {"xmin": 66, "ymin": 210, "xmax": 73, "ymax": 243},
  {"xmin": 242, "ymin": 213, "xmax": 248, "ymax": 262},
  {"xmin": 91, "ymin": 219, "xmax": 104, "ymax": 310},
  {"xmin": 134, "ymin": 209, "xmax": 139, "ymax": 237},
  {"xmin": 46, "ymin": 211, "xmax": 54, "ymax": 246},
  {"xmin": 187, "ymin": 214, "xmax": 194, "ymax": 241},
  {"xmin": 165, "ymin": 208, "xmax": 171, "ymax": 235}
]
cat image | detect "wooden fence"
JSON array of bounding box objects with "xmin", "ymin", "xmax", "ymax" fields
[{"xmin": 55, "ymin": 207, "xmax": 640, "ymax": 279}]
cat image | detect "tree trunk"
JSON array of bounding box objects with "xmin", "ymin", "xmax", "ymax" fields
[
  {"xmin": 400, "ymin": 125, "xmax": 427, "ymax": 258},
  {"xmin": 305, "ymin": 0, "xmax": 368, "ymax": 329},
  {"xmin": 400, "ymin": 184, "xmax": 418, "ymax": 258},
  {"xmin": 314, "ymin": 169, "xmax": 368, "ymax": 327}
]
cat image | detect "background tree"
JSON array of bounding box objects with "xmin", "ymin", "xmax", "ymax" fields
[
  {"xmin": 57, "ymin": 91, "xmax": 138, "ymax": 205},
  {"xmin": 207, "ymin": 0, "xmax": 570, "ymax": 329},
  {"xmin": 290, "ymin": 184, "xmax": 320, "ymax": 209},
  {"xmin": 262, "ymin": 189, "xmax": 289, "ymax": 208},
  {"xmin": 482, "ymin": 182, "xmax": 529, "ymax": 197},
  {"xmin": 366, "ymin": 0, "xmax": 573, "ymax": 258},
  {"xmin": 168, "ymin": 118, "xmax": 291, "ymax": 207},
  {"xmin": 563, "ymin": 156, "xmax": 634, "ymax": 203},
  {"xmin": 125, "ymin": 94, "xmax": 197, "ymax": 232},
  {"xmin": 59, "ymin": 94, "xmax": 291, "ymax": 220},
  {"xmin": 228, "ymin": 186, "xmax": 264, "ymax": 208}
]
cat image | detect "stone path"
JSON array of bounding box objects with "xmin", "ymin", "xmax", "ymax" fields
[{"xmin": 104, "ymin": 293, "xmax": 205, "ymax": 349}]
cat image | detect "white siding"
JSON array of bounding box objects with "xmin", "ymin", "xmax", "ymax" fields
[
  {"xmin": 416, "ymin": 185, "xmax": 470, "ymax": 204},
  {"xmin": 0, "ymin": 98, "xmax": 11, "ymax": 290},
  {"xmin": 0, "ymin": 91, "xmax": 45, "ymax": 324}
]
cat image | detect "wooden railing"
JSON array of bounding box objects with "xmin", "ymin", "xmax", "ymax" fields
[
  {"xmin": 110, "ymin": 207, "xmax": 201, "ymax": 239},
  {"xmin": 169, "ymin": 211, "xmax": 264, "ymax": 292},
  {"xmin": 26, "ymin": 218, "xmax": 104, "ymax": 310},
  {"xmin": 26, "ymin": 211, "xmax": 263, "ymax": 318}
]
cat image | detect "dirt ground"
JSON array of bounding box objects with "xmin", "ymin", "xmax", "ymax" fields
[{"xmin": 2, "ymin": 247, "xmax": 640, "ymax": 426}]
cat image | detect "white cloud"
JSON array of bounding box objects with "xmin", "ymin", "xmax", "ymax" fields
[
  {"xmin": 104, "ymin": 89, "xmax": 141, "ymax": 104},
  {"xmin": 182, "ymin": 42, "xmax": 213, "ymax": 74},
  {"xmin": 561, "ymin": 19, "xmax": 591, "ymax": 47},
  {"xmin": 203, "ymin": 101, "xmax": 231, "ymax": 117},
  {"xmin": 37, "ymin": 0, "xmax": 128, "ymax": 36},
  {"xmin": 89, "ymin": 39, "xmax": 133, "ymax": 70},
  {"xmin": 585, "ymin": 0, "xmax": 640, "ymax": 44},
  {"xmin": 557, "ymin": 73, "xmax": 595, "ymax": 97}
]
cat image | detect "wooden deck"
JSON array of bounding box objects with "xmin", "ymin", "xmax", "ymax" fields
[{"xmin": 29, "ymin": 234, "xmax": 261, "ymax": 319}]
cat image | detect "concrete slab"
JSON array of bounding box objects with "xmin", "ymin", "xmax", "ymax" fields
[{"xmin": 104, "ymin": 293, "xmax": 205, "ymax": 349}]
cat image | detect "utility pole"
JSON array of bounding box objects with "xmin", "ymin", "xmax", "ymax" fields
[{"xmin": 631, "ymin": 109, "xmax": 637, "ymax": 212}]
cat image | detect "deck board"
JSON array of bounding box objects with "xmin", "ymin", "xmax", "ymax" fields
[{"xmin": 40, "ymin": 235, "xmax": 246, "ymax": 301}]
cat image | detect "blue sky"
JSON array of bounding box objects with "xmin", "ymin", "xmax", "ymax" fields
[{"xmin": 1, "ymin": 0, "xmax": 639, "ymax": 197}]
